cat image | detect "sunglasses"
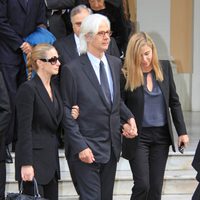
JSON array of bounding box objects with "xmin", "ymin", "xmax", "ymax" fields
[{"xmin": 40, "ymin": 56, "xmax": 60, "ymax": 65}]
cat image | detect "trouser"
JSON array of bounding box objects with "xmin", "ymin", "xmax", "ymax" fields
[
  {"xmin": 129, "ymin": 126, "xmax": 170, "ymax": 200},
  {"xmin": 0, "ymin": 161, "xmax": 6, "ymax": 200},
  {"xmin": 0, "ymin": 63, "xmax": 26, "ymax": 146},
  {"xmin": 192, "ymin": 182, "xmax": 200, "ymax": 200},
  {"xmin": 71, "ymin": 152, "xmax": 117, "ymax": 200}
]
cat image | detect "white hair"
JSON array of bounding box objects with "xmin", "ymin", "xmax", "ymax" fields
[{"xmin": 79, "ymin": 14, "xmax": 110, "ymax": 54}]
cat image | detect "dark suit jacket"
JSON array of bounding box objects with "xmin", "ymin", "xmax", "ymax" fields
[
  {"xmin": 0, "ymin": 72, "xmax": 11, "ymax": 161},
  {"xmin": 192, "ymin": 140, "xmax": 200, "ymax": 182},
  {"xmin": 61, "ymin": 54, "xmax": 133, "ymax": 163},
  {"xmin": 0, "ymin": 0, "xmax": 46, "ymax": 65},
  {"xmin": 45, "ymin": 0, "xmax": 75, "ymax": 39},
  {"xmin": 15, "ymin": 74, "xmax": 63, "ymax": 184},
  {"xmin": 121, "ymin": 60, "xmax": 187, "ymax": 160},
  {"xmin": 54, "ymin": 33, "xmax": 120, "ymax": 66}
]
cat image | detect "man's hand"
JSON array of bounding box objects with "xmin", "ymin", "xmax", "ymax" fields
[
  {"xmin": 71, "ymin": 105, "xmax": 79, "ymax": 119},
  {"xmin": 20, "ymin": 42, "xmax": 32, "ymax": 54},
  {"xmin": 79, "ymin": 148, "xmax": 95, "ymax": 163}
]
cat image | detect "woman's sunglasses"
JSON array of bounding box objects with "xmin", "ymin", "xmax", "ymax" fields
[{"xmin": 40, "ymin": 56, "xmax": 60, "ymax": 65}]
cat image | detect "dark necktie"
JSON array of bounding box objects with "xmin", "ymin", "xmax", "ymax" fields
[{"xmin": 99, "ymin": 61, "xmax": 111, "ymax": 105}]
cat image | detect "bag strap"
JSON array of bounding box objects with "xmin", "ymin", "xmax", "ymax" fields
[
  {"xmin": 33, "ymin": 177, "xmax": 41, "ymax": 197},
  {"xmin": 19, "ymin": 177, "xmax": 41, "ymax": 197}
]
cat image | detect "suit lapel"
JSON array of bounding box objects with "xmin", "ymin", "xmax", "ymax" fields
[
  {"xmin": 81, "ymin": 55, "xmax": 111, "ymax": 110},
  {"xmin": 68, "ymin": 35, "xmax": 79, "ymax": 58},
  {"xmin": 33, "ymin": 75, "xmax": 58, "ymax": 125},
  {"xmin": 17, "ymin": 0, "xmax": 28, "ymax": 13},
  {"xmin": 26, "ymin": 0, "xmax": 32, "ymax": 15},
  {"xmin": 106, "ymin": 56, "xmax": 117, "ymax": 107}
]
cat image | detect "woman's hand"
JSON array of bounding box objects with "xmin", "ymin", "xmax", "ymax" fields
[
  {"xmin": 122, "ymin": 122, "xmax": 138, "ymax": 139},
  {"xmin": 21, "ymin": 165, "xmax": 34, "ymax": 181},
  {"xmin": 71, "ymin": 105, "xmax": 79, "ymax": 119},
  {"xmin": 178, "ymin": 134, "xmax": 189, "ymax": 148}
]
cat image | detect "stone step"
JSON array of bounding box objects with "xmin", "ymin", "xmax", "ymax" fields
[
  {"xmin": 58, "ymin": 194, "xmax": 193, "ymax": 200},
  {"xmin": 5, "ymin": 169, "xmax": 198, "ymax": 196},
  {"xmin": 6, "ymin": 151, "xmax": 197, "ymax": 197},
  {"xmin": 6, "ymin": 150, "xmax": 194, "ymax": 174}
]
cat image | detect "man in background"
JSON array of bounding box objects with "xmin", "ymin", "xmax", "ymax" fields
[{"xmin": 0, "ymin": 71, "xmax": 11, "ymax": 199}]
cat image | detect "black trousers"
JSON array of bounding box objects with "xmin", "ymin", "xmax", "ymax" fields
[
  {"xmin": 71, "ymin": 152, "xmax": 117, "ymax": 200},
  {"xmin": 0, "ymin": 63, "xmax": 26, "ymax": 145},
  {"xmin": 19, "ymin": 175, "xmax": 58, "ymax": 200},
  {"xmin": 192, "ymin": 182, "xmax": 200, "ymax": 200},
  {"xmin": 129, "ymin": 126, "xmax": 170, "ymax": 200},
  {"xmin": 0, "ymin": 162, "xmax": 6, "ymax": 200}
]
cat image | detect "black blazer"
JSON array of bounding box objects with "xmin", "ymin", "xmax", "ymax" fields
[
  {"xmin": 15, "ymin": 74, "xmax": 63, "ymax": 184},
  {"xmin": 0, "ymin": 0, "xmax": 46, "ymax": 65},
  {"xmin": 0, "ymin": 72, "xmax": 11, "ymax": 161},
  {"xmin": 121, "ymin": 60, "xmax": 187, "ymax": 160},
  {"xmin": 61, "ymin": 54, "xmax": 133, "ymax": 163},
  {"xmin": 54, "ymin": 33, "xmax": 120, "ymax": 66}
]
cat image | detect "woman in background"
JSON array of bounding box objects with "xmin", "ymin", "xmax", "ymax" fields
[
  {"xmin": 121, "ymin": 32, "xmax": 189, "ymax": 200},
  {"xmin": 15, "ymin": 43, "xmax": 78, "ymax": 200}
]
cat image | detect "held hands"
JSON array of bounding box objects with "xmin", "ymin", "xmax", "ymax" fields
[
  {"xmin": 122, "ymin": 118, "xmax": 138, "ymax": 139},
  {"xmin": 21, "ymin": 165, "xmax": 34, "ymax": 181},
  {"xmin": 71, "ymin": 105, "xmax": 79, "ymax": 119},
  {"xmin": 79, "ymin": 148, "xmax": 95, "ymax": 164}
]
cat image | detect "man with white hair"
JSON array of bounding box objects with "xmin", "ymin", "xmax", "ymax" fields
[{"xmin": 61, "ymin": 14, "xmax": 137, "ymax": 200}]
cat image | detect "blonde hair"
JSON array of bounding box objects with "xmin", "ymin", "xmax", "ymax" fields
[
  {"xmin": 122, "ymin": 32, "xmax": 163, "ymax": 91},
  {"xmin": 26, "ymin": 43, "xmax": 55, "ymax": 80}
]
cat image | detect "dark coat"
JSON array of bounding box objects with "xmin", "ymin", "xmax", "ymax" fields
[
  {"xmin": 121, "ymin": 60, "xmax": 187, "ymax": 160},
  {"xmin": 0, "ymin": 0, "xmax": 47, "ymax": 65},
  {"xmin": 15, "ymin": 74, "xmax": 63, "ymax": 184},
  {"xmin": 0, "ymin": 72, "xmax": 11, "ymax": 161},
  {"xmin": 61, "ymin": 54, "xmax": 133, "ymax": 162}
]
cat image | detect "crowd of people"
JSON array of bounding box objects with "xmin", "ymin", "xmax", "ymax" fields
[{"xmin": 0, "ymin": 0, "xmax": 193, "ymax": 200}]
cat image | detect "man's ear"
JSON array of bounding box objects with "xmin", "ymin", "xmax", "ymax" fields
[{"xmin": 85, "ymin": 32, "xmax": 93, "ymax": 42}]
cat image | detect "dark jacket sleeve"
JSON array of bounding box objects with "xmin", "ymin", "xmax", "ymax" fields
[
  {"xmin": 16, "ymin": 83, "xmax": 35, "ymax": 165},
  {"xmin": 36, "ymin": 0, "xmax": 47, "ymax": 26},
  {"xmin": 163, "ymin": 60, "xmax": 187, "ymax": 135},
  {"xmin": 0, "ymin": 72, "xmax": 11, "ymax": 136},
  {"xmin": 60, "ymin": 65, "xmax": 88, "ymax": 155},
  {"xmin": 0, "ymin": 0, "xmax": 24, "ymax": 51}
]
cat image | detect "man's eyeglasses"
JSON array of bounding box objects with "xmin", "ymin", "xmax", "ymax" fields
[
  {"xmin": 40, "ymin": 56, "xmax": 60, "ymax": 65},
  {"xmin": 96, "ymin": 31, "xmax": 112, "ymax": 37}
]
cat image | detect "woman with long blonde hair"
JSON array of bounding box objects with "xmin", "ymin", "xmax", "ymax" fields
[{"xmin": 121, "ymin": 32, "xmax": 189, "ymax": 200}]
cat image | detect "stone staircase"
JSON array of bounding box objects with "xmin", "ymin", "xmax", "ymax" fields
[{"xmin": 5, "ymin": 150, "xmax": 197, "ymax": 200}]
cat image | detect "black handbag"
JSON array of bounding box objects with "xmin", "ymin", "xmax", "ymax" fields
[{"xmin": 6, "ymin": 178, "xmax": 48, "ymax": 200}]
